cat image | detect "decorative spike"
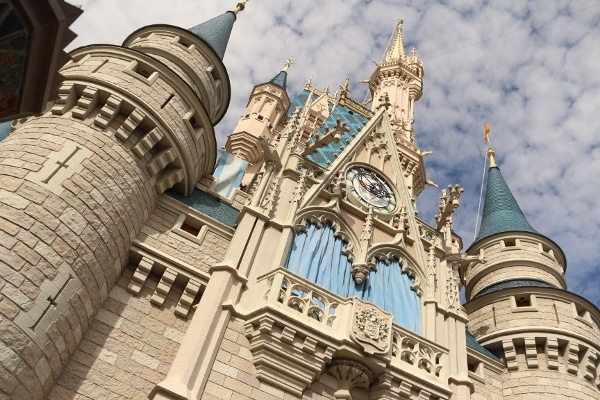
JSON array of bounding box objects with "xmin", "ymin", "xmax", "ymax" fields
[{"xmin": 385, "ymin": 19, "xmax": 406, "ymax": 61}]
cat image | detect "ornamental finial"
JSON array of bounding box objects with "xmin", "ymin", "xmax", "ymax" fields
[
  {"xmin": 233, "ymin": 1, "xmax": 248, "ymax": 15},
  {"xmin": 487, "ymin": 148, "xmax": 497, "ymax": 168},
  {"xmin": 282, "ymin": 56, "xmax": 294, "ymax": 72}
]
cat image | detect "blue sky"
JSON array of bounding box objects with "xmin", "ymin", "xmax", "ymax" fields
[{"xmin": 69, "ymin": 0, "xmax": 600, "ymax": 308}]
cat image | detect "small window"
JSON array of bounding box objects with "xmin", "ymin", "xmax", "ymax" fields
[
  {"xmin": 174, "ymin": 215, "xmax": 207, "ymax": 244},
  {"xmin": 501, "ymin": 238, "xmax": 521, "ymax": 251},
  {"xmin": 511, "ymin": 294, "xmax": 537, "ymax": 312},
  {"xmin": 573, "ymin": 303, "xmax": 593, "ymax": 325},
  {"xmin": 180, "ymin": 222, "xmax": 200, "ymax": 236},
  {"xmin": 124, "ymin": 60, "xmax": 158, "ymax": 84},
  {"xmin": 467, "ymin": 355, "xmax": 484, "ymax": 381},
  {"xmin": 515, "ymin": 295, "xmax": 531, "ymax": 307}
]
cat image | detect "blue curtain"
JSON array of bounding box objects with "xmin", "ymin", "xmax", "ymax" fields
[{"xmin": 286, "ymin": 223, "xmax": 421, "ymax": 333}]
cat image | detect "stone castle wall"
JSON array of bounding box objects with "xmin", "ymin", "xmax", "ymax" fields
[
  {"xmin": 48, "ymin": 268, "xmax": 190, "ymax": 399},
  {"xmin": 202, "ymin": 316, "xmax": 371, "ymax": 400},
  {"xmin": 0, "ymin": 113, "xmax": 157, "ymax": 399},
  {"xmin": 466, "ymin": 237, "xmax": 565, "ymax": 298}
]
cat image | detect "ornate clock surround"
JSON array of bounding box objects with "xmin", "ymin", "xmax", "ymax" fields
[{"xmin": 345, "ymin": 164, "xmax": 398, "ymax": 214}]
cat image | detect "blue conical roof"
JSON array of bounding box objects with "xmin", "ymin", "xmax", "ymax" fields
[
  {"xmin": 474, "ymin": 166, "xmax": 538, "ymax": 242},
  {"xmin": 189, "ymin": 11, "xmax": 236, "ymax": 59},
  {"xmin": 269, "ymin": 70, "xmax": 287, "ymax": 89}
]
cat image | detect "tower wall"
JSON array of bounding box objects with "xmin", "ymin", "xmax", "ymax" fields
[
  {"xmin": 47, "ymin": 268, "xmax": 192, "ymax": 399},
  {"xmin": 465, "ymin": 233, "xmax": 566, "ymax": 300},
  {"xmin": 0, "ymin": 23, "xmax": 224, "ymax": 398},
  {"xmin": 465, "ymin": 283, "xmax": 600, "ymax": 399},
  {"xmin": 0, "ymin": 113, "xmax": 157, "ymax": 399}
]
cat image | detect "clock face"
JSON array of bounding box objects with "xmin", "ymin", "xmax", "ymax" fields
[{"xmin": 346, "ymin": 167, "xmax": 397, "ymax": 213}]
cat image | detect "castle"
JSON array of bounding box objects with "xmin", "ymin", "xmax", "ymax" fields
[{"xmin": 0, "ymin": 3, "xmax": 599, "ymax": 399}]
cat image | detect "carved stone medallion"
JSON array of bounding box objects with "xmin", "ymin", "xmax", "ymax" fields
[{"xmin": 351, "ymin": 298, "xmax": 393, "ymax": 355}]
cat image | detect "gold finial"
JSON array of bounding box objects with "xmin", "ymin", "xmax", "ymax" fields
[
  {"xmin": 233, "ymin": 1, "xmax": 248, "ymax": 15},
  {"xmin": 340, "ymin": 78, "xmax": 350, "ymax": 94},
  {"xmin": 282, "ymin": 56, "xmax": 294, "ymax": 72},
  {"xmin": 304, "ymin": 75, "xmax": 313, "ymax": 90},
  {"xmin": 339, "ymin": 78, "xmax": 350, "ymax": 104},
  {"xmin": 487, "ymin": 148, "xmax": 497, "ymax": 168}
]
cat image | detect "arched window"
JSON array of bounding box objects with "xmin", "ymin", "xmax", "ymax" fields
[{"xmin": 286, "ymin": 223, "xmax": 421, "ymax": 333}]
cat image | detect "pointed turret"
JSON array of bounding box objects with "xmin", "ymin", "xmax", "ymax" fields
[
  {"xmin": 188, "ymin": 2, "xmax": 246, "ymax": 59},
  {"xmin": 462, "ymin": 146, "xmax": 600, "ymax": 398},
  {"xmin": 464, "ymin": 146, "xmax": 567, "ymax": 302},
  {"xmin": 369, "ymin": 19, "xmax": 423, "ymax": 134},
  {"xmin": 268, "ymin": 56, "xmax": 292, "ymax": 89},
  {"xmin": 385, "ymin": 19, "xmax": 406, "ymax": 61},
  {"xmin": 366, "ymin": 20, "xmax": 427, "ymax": 198},
  {"xmin": 215, "ymin": 59, "xmax": 291, "ymax": 192},
  {"xmin": 473, "ymin": 149, "xmax": 538, "ymax": 243}
]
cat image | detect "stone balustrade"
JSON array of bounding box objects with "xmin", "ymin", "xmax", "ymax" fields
[{"xmin": 240, "ymin": 267, "xmax": 449, "ymax": 397}]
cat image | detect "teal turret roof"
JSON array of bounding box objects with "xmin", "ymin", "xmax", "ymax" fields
[
  {"xmin": 269, "ymin": 71, "xmax": 287, "ymax": 89},
  {"xmin": 474, "ymin": 165, "xmax": 538, "ymax": 242},
  {"xmin": 189, "ymin": 11, "xmax": 236, "ymax": 59}
]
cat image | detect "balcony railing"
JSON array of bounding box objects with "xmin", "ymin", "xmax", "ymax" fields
[{"xmin": 252, "ymin": 267, "xmax": 447, "ymax": 381}]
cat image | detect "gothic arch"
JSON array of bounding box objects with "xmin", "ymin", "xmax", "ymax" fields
[
  {"xmin": 367, "ymin": 244, "xmax": 426, "ymax": 298},
  {"xmin": 294, "ymin": 207, "xmax": 358, "ymax": 262}
]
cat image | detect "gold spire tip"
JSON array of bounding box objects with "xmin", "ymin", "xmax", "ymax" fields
[
  {"xmin": 282, "ymin": 56, "xmax": 293, "ymax": 72},
  {"xmin": 233, "ymin": 1, "xmax": 248, "ymax": 15},
  {"xmin": 487, "ymin": 148, "xmax": 497, "ymax": 168}
]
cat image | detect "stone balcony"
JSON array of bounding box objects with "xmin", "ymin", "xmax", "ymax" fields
[{"xmin": 238, "ymin": 268, "xmax": 452, "ymax": 399}]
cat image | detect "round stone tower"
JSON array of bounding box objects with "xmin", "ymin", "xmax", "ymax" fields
[
  {"xmin": 463, "ymin": 149, "xmax": 600, "ymax": 399},
  {"xmin": 0, "ymin": 6, "xmax": 240, "ymax": 399}
]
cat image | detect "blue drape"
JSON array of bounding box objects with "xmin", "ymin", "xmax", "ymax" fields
[{"xmin": 286, "ymin": 223, "xmax": 421, "ymax": 333}]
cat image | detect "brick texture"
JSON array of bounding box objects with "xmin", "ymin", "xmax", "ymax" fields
[{"xmin": 48, "ymin": 269, "xmax": 191, "ymax": 399}]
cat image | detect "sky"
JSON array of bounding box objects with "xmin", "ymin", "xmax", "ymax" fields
[{"xmin": 68, "ymin": 0, "xmax": 600, "ymax": 308}]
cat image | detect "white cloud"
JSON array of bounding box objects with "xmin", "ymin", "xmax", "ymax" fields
[{"xmin": 68, "ymin": 0, "xmax": 600, "ymax": 308}]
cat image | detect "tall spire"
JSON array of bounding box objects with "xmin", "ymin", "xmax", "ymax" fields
[
  {"xmin": 474, "ymin": 150, "xmax": 538, "ymax": 243},
  {"xmin": 188, "ymin": 3, "xmax": 247, "ymax": 59},
  {"xmin": 385, "ymin": 19, "xmax": 406, "ymax": 61}
]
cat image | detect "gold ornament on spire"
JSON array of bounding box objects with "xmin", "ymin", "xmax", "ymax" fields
[
  {"xmin": 339, "ymin": 78, "xmax": 350, "ymax": 104},
  {"xmin": 282, "ymin": 56, "xmax": 294, "ymax": 72},
  {"xmin": 340, "ymin": 78, "xmax": 350, "ymax": 94},
  {"xmin": 233, "ymin": 1, "xmax": 248, "ymax": 15},
  {"xmin": 487, "ymin": 148, "xmax": 497, "ymax": 168}
]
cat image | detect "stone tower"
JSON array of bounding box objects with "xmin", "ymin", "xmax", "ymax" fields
[
  {"xmin": 0, "ymin": 4, "xmax": 242, "ymax": 399},
  {"xmin": 462, "ymin": 149, "xmax": 600, "ymax": 399}
]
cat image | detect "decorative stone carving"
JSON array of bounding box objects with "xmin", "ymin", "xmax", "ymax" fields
[
  {"xmin": 351, "ymin": 298, "xmax": 392, "ymax": 355},
  {"xmin": 445, "ymin": 253, "xmax": 484, "ymax": 311},
  {"xmin": 326, "ymin": 359, "xmax": 373, "ymax": 399},
  {"xmin": 434, "ymin": 184, "xmax": 464, "ymax": 231},
  {"xmin": 353, "ymin": 208, "xmax": 374, "ymax": 283},
  {"xmin": 392, "ymin": 330, "xmax": 444, "ymax": 377},
  {"xmin": 274, "ymin": 275, "xmax": 338, "ymax": 327},
  {"xmin": 426, "ymin": 245, "xmax": 437, "ymax": 293},
  {"xmin": 261, "ymin": 175, "xmax": 280, "ymax": 215},
  {"xmin": 290, "ymin": 170, "xmax": 307, "ymax": 206},
  {"xmin": 351, "ymin": 264, "xmax": 370, "ymax": 285},
  {"xmin": 244, "ymin": 315, "xmax": 335, "ymax": 396}
]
